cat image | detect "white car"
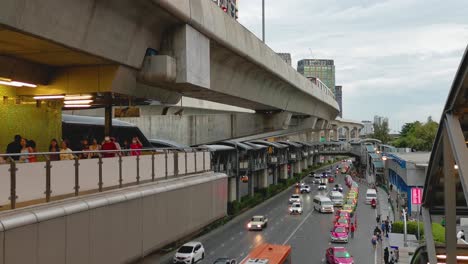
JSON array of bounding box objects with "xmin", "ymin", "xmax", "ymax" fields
[
  {"xmin": 289, "ymin": 194, "xmax": 301, "ymax": 204},
  {"xmin": 312, "ymin": 175, "xmax": 322, "ymax": 184},
  {"xmin": 289, "ymin": 202, "xmax": 303, "ymax": 214},
  {"xmin": 300, "ymin": 185, "xmax": 311, "ymax": 193},
  {"xmin": 247, "ymin": 215, "xmax": 268, "ymax": 230},
  {"xmin": 173, "ymin": 241, "xmax": 205, "ymax": 264},
  {"xmin": 318, "ymin": 182, "xmax": 327, "ymax": 190}
]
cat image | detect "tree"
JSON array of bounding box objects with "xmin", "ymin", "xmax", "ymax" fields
[
  {"xmin": 392, "ymin": 118, "xmax": 438, "ymax": 151},
  {"xmin": 370, "ymin": 120, "xmax": 391, "ymax": 143}
]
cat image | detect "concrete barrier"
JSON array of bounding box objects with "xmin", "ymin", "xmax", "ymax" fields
[{"xmin": 0, "ymin": 172, "xmax": 227, "ymax": 264}]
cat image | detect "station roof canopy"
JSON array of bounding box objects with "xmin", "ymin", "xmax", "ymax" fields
[
  {"xmin": 366, "ymin": 145, "xmax": 376, "ymax": 153},
  {"xmin": 373, "ymin": 161, "xmax": 384, "ymax": 168},
  {"xmin": 221, "ymin": 140, "xmax": 254, "ymax": 151},
  {"xmin": 201, "ymin": 144, "xmax": 235, "ymax": 151},
  {"xmin": 249, "ymin": 140, "xmax": 288, "ymax": 149},
  {"xmin": 279, "ymin": 141, "xmax": 302, "ymax": 148},
  {"xmin": 423, "ymin": 46, "xmax": 468, "ymax": 215},
  {"xmin": 243, "ymin": 142, "xmax": 268, "ymax": 150},
  {"xmin": 294, "ymin": 141, "xmax": 313, "ymax": 147}
]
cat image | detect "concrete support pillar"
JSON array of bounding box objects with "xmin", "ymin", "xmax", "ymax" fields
[
  {"xmin": 248, "ymin": 172, "xmax": 254, "ymax": 197},
  {"xmin": 346, "ymin": 128, "xmax": 351, "ymax": 141},
  {"xmin": 304, "ymin": 157, "xmax": 308, "ymax": 169},
  {"xmin": 259, "ymin": 169, "xmax": 268, "ymax": 188},
  {"xmin": 325, "ymin": 130, "xmax": 331, "ymax": 142},
  {"xmin": 279, "ymin": 164, "xmax": 288, "ymax": 179},
  {"xmin": 273, "ymin": 167, "xmax": 278, "ymax": 185},
  {"xmin": 294, "ymin": 161, "xmax": 301, "ymax": 175},
  {"xmin": 228, "ymin": 177, "xmax": 237, "ymax": 202}
]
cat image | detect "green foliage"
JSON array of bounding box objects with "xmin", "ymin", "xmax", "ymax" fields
[
  {"xmin": 370, "ymin": 120, "xmax": 391, "ymax": 143},
  {"xmin": 391, "ymin": 221, "xmax": 445, "ymax": 242},
  {"xmin": 392, "ymin": 118, "xmax": 438, "ymax": 151}
]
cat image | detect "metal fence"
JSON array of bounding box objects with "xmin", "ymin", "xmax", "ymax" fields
[{"xmin": 0, "ymin": 148, "xmax": 211, "ymax": 209}]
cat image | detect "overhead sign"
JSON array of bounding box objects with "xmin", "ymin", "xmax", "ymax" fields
[{"xmin": 411, "ymin": 187, "xmax": 422, "ymax": 205}]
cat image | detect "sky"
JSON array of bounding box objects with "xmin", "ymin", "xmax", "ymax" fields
[{"xmin": 237, "ymin": 0, "xmax": 468, "ymax": 133}]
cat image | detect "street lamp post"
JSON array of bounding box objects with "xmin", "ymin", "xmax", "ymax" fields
[{"xmin": 262, "ymin": 0, "xmax": 265, "ymax": 43}]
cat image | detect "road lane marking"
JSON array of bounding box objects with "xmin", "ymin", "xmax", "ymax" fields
[{"xmin": 282, "ymin": 210, "xmax": 313, "ymax": 245}]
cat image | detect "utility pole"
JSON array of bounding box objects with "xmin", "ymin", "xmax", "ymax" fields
[
  {"xmin": 262, "ymin": 0, "xmax": 265, "ymax": 43},
  {"xmin": 403, "ymin": 208, "xmax": 408, "ymax": 247}
]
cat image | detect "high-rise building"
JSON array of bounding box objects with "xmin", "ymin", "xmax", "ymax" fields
[
  {"xmin": 297, "ymin": 59, "xmax": 335, "ymax": 93},
  {"xmin": 374, "ymin": 115, "xmax": 389, "ymax": 126},
  {"xmin": 361, "ymin": 120, "xmax": 374, "ymax": 135},
  {"xmin": 335, "ymin": 85, "xmax": 343, "ymax": 117},
  {"xmin": 277, "ymin": 53, "xmax": 292, "ymax": 66}
]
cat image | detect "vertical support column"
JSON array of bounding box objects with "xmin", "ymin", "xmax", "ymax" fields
[
  {"xmin": 279, "ymin": 164, "xmax": 287, "ymax": 180},
  {"xmin": 248, "ymin": 172, "xmax": 254, "ymax": 197},
  {"xmin": 228, "ymin": 177, "xmax": 237, "ymax": 202},
  {"xmin": 260, "ymin": 169, "xmax": 268, "ymax": 188},
  {"xmin": 443, "ymin": 129, "xmax": 457, "ymax": 264},
  {"xmin": 104, "ymin": 95, "xmax": 113, "ymax": 137}
]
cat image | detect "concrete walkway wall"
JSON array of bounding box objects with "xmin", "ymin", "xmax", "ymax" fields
[{"xmin": 0, "ymin": 172, "xmax": 227, "ymax": 264}]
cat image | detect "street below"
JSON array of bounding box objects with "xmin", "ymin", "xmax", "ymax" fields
[{"xmin": 144, "ymin": 162, "xmax": 378, "ymax": 264}]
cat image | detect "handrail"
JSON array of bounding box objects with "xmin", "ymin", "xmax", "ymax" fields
[{"xmin": 0, "ymin": 148, "xmax": 212, "ymax": 210}]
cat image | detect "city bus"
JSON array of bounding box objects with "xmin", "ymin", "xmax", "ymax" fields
[{"xmin": 241, "ymin": 243, "xmax": 292, "ymax": 264}]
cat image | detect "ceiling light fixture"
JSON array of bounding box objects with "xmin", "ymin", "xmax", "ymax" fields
[
  {"xmin": 64, "ymin": 100, "xmax": 93, "ymax": 105},
  {"xmin": 64, "ymin": 95, "xmax": 93, "ymax": 100},
  {"xmin": 0, "ymin": 79, "xmax": 37, "ymax": 88},
  {"xmin": 63, "ymin": 104, "xmax": 91, "ymax": 108},
  {"xmin": 33, "ymin": 95, "xmax": 65, "ymax": 100}
]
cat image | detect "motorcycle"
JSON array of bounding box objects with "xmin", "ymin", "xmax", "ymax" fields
[{"xmin": 371, "ymin": 199, "xmax": 377, "ymax": 209}]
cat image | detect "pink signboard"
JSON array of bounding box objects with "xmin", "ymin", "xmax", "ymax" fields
[{"xmin": 411, "ymin": 187, "xmax": 422, "ymax": 205}]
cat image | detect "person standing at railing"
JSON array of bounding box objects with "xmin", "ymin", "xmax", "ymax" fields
[
  {"xmin": 19, "ymin": 138, "xmax": 30, "ymax": 163},
  {"xmin": 101, "ymin": 136, "xmax": 117, "ymax": 158},
  {"xmin": 27, "ymin": 140, "xmax": 38, "ymax": 162},
  {"xmin": 60, "ymin": 140, "xmax": 74, "ymax": 160},
  {"xmin": 80, "ymin": 139, "xmax": 91, "ymax": 159},
  {"xmin": 6, "ymin": 134, "xmax": 22, "ymax": 161},
  {"xmin": 111, "ymin": 137, "xmax": 122, "ymax": 156},
  {"xmin": 130, "ymin": 137, "xmax": 143, "ymax": 156},
  {"xmin": 48, "ymin": 139, "xmax": 60, "ymax": 161},
  {"xmin": 89, "ymin": 138, "xmax": 101, "ymax": 159}
]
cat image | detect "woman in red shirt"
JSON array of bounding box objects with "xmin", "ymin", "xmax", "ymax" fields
[{"xmin": 130, "ymin": 137, "xmax": 143, "ymax": 156}]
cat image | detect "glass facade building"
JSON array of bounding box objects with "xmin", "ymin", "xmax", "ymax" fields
[
  {"xmin": 297, "ymin": 59, "xmax": 335, "ymax": 93},
  {"xmin": 335, "ymin": 85, "xmax": 342, "ymax": 117}
]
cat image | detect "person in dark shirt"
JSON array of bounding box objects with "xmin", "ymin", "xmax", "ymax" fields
[{"xmin": 6, "ymin": 135, "xmax": 22, "ymax": 160}]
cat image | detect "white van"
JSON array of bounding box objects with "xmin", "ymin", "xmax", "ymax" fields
[
  {"xmin": 329, "ymin": 191, "xmax": 344, "ymax": 207},
  {"xmin": 313, "ymin": 195, "xmax": 334, "ymax": 213},
  {"xmin": 366, "ymin": 189, "xmax": 377, "ymax": 204}
]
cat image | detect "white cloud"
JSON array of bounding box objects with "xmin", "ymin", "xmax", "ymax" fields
[{"xmin": 238, "ymin": 0, "xmax": 468, "ymax": 131}]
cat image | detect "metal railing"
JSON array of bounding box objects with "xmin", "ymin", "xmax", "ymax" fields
[{"xmin": 0, "ymin": 148, "xmax": 211, "ymax": 209}]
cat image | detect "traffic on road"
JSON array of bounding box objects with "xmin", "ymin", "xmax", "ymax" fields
[{"xmin": 145, "ymin": 160, "xmax": 379, "ymax": 264}]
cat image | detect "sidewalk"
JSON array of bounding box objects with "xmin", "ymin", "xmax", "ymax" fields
[{"xmin": 376, "ymin": 188, "xmax": 413, "ymax": 264}]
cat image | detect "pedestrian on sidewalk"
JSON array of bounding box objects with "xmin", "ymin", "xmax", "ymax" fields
[
  {"xmin": 385, "ymin": 220, "xmax": 390, "ymax": 237},
  {"xmin": 376, "ymin": 214, "xmax": 381, "ymax": 224},
  {"xmin": 381, "ymin": 221, "xmax": 386, "ymax": 235},
  {"xmin": 389, "ymin": 221, "xmax": 393, "ymax": 233},
  {"xmin": 350, "ymin": 223, "xmax": 355, "ymax": 238},
  {"xmin": 384, "ymin": 247, "xmax": 389, "ymax": 264},
  {"xmin": 374, "ymin": 226, "xmax": 382, "ymax": 242},
  {"xmin": 389, "ymin": 251, "xmax": 396, "ymax": 264},
  {"xmin": 371, "ymin": 235, "xmax": 377, "ymax": 249}
]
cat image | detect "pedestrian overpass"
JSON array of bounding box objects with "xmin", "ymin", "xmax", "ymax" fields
[{"xmin": 416, "ymin": 46, "xmax": 468, "ymax": 263}]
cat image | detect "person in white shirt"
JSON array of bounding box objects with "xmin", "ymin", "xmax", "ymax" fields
[
  {"xmin": 457, "ymin": 230, "xmax": 465, "ymax": 241},
  {"xmin": 60, "ymin": 140, "xmax": 74, "ymax": 160}
]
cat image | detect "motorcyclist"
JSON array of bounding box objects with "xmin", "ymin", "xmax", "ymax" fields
[{"xmin": 371, "ymin": 198, "xmax": 377, "ymax": 208}]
